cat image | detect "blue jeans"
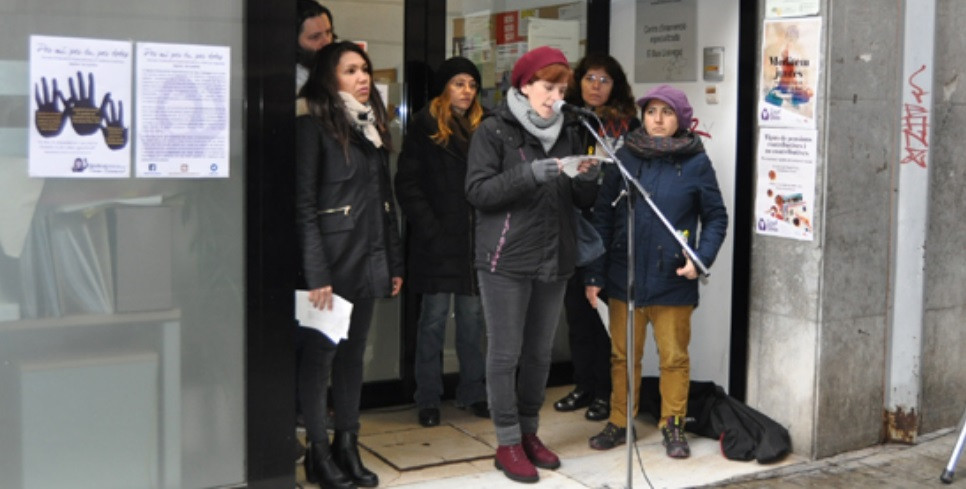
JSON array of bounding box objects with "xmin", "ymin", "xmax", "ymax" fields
[
  {"xmin": 478, "ymin": 271, "xmax": 567, "ymax": 446},
  {"xmin": 413, "ymin": 293, "xmax": 487, "ymax": 408}
]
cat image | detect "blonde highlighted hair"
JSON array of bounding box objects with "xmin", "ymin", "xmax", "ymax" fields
[{"xmin": 429, "ymin": 89, "xmax": 483, "ymax": 146}]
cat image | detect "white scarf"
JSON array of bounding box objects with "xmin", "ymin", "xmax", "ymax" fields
[{"xmin": 338, "ymin": 91, "xmax": 383, "ymax": 148}]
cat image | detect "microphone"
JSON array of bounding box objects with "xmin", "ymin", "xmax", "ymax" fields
[{"xmin": 552, "ymin": 100, "xmax": 597, "ymax": 118}]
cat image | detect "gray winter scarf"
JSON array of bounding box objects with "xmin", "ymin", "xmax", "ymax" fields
[{"xmin": 507, "ymin": 87, "xmax": 562, "ymax": 153}]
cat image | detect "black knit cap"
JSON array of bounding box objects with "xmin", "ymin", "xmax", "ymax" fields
[{"xmin": 432, "ymin": 56, "xmax": 482, "ymax": 98}]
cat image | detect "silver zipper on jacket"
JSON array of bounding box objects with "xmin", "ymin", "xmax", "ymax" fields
[{"xmin": 318, "ymin": 205, "xmax": 351, "ymax": 215}]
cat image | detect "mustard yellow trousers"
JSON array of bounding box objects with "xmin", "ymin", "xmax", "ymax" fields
[{"xmin": 607, "ymin": 300, "xmax": 693, "ymax": 429}]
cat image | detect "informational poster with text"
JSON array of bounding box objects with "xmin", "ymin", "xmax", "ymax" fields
[
  {"xmin": 28, "ymin": 35, "xmax": 133, "ymax": 178},
  {"xmin": 758, "ymin": 17, "xmax": 821, "ymax": 128},
  {"xmin": 136, "ymin": 42, "xmax": 230, "ymax": 178},
  {"xmin": 755, "ymin": 128, "xmax": 817, "ymax": 241},
  {"xmin": 527, "ymin": 18, "xmax": 580, "ymax": 64}
]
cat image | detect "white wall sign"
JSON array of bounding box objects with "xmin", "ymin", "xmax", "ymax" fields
[
  {"xmin": 754, "ymin": 127, "xmax": 817, "ymax": 241},
  {"xmin": 765, "ymin": 0, "xmax": 820, "ymax": 18},
  {"xmin": 527, "ymin": 18, "xmax": 581, "ymax": 64},
  {"xmin": 634, "ymin": 0, "xmax": 698, "ymax": 83},
  {"xmin": 28, "ymin": 35, "xmax": 133, "ymax": 178},
  {"xmin": 135, "ymin": 42, "xmax": 231, "ymax": 178}
]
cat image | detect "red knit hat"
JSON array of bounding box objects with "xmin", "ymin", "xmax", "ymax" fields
[{"xmin": 510, "ymin": 46, "xmax": 569, "ymax": 89}]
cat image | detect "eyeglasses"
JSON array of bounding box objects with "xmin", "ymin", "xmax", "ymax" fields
[{"xmin": 583, "ymin": 74, "xmax": 612, "ymax": 85}]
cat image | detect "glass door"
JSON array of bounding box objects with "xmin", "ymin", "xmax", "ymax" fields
[{"xmin": 0, "ymin": 2, "xmax": 247, "ymax": 487}]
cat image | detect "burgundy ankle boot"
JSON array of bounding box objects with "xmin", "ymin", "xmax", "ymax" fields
[
  {"xmin": 494, "ymin": 444, "xmax": 538, "ymax": 483},
  {"xmin": 521, "ymin": 433, "xmax": 560, "ymax": 469}
]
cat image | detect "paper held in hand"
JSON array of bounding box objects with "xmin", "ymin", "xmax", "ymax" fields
[
  {"xmin": 295, "ymin": 290, "xmax": 353, "ymax": 343},
  {"xmin": 559, "ymin": 155, "xmax": 612, "ymax": 177}
]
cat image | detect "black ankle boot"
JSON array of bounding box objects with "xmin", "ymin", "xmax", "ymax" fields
[
  {"xmin": 304, "ymin": 441, "xmax": 356, "ymax": 488},
  {"xmin": 332, "ymin": 430, "xmax": 379, "ymax": 487}
]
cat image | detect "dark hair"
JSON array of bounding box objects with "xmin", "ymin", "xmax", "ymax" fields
[
  {"xmin": 297, "ymin": 0, "xmax": 334, "ymax": 37},
  {"xmin": 565, "ymin": 52, "xmax": 637, "ymax": 120},
  {"xmin": 299, "ymin": 41, "xmax": 391, "ymax": 152}
]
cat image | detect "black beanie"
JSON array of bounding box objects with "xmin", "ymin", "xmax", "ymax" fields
[{"xmin": 432, "ymin": 57, "xmax": 482, "ymax": 98}]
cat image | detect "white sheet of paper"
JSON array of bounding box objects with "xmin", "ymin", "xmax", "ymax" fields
[
  {"xmin": 596, "ymin": 299, "xmax": 610, "ymax": 337},
  {"xmin": 295, "ymin": 290, "xmax": 353, "ymax": 343},
  {"xmin": 559, "ymin": 155, "xmax": 611, "ymax": 177}
]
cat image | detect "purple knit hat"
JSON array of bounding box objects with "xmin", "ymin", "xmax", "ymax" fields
[
  {"xmin": 636, "ymin": 84, "xmax": 693, "ymax": 130},
  {"xmin": 510, "ymin": 46, "xmax": 569, "ymax": 89}
]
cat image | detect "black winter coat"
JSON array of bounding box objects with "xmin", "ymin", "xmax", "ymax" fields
[
  {"xmin": 295, "ymin": 115, "xmax": 404, "ymax": 301},
  {"xmin": 465, "ymin": 103, "xmax": 598, "ymax": 282},
  {"xmin": 395, "ymin": 106, "xmax": 477, "ymax": 295}
]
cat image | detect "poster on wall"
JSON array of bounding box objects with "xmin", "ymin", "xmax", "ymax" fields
[
  {"xmin": 754, "ymin": 127, "xmax": 817, "ymax": 241},
  {"xmin": 460, "ymin": 13, "xmax": 496, "ymax": 89},
  {"xmin": 758, "ymin": 17, "xmax": 821, "ymax": 128},
  {"xmin": 135, "ymin": 42, "xmax": 230, "ymax": 178},
  {"xmin": 765, "ymin": 0, "xmax": 820, "ymax": 18},
  {"xmin": 634, "ymin": 0, "xmax": 698, "ymax": 83},
  {"xmin": 28, "ymin": 35, "xmax": 132, "ymax": 178},
  {"xmin": 494, "ymin": 10, "xmax": 527, "ymax": 78},
  {"xmin": 528, "ymin": 18, "xmax": 580, "ymax": 63}
]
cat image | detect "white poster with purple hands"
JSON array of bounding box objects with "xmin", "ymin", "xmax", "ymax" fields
[
  {"xmin": 28, "ymin": 35, "xmax": 133, "ymax": 178},
  {"xmin": 135, "ymin": 42, "xmax": 230, "ymax": 178}
]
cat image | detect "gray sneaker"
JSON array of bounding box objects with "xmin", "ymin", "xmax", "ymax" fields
[{"xmin": 661, "ymin": 416, "xmax": 690, "ymax": 459}]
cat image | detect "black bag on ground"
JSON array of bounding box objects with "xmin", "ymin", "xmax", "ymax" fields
[{"xmin": 639, "ymin": 377, "xmax": 791, "ymax": 463}]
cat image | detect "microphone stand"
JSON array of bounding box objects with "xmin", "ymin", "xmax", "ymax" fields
[{"xmin": 574, "ymin": 113, "xmax": 710, "ymax": 489}]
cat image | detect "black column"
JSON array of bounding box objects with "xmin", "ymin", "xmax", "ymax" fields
[
  {"xmin": 245, "ymin": 0, "xmax": 297, "ymax": 487},
  {"xmin": 586, "ymin": 0, "xmax": 611, "ymax": 54},
  {"xmin": 727, "ymin": 0, "xmax": 759, "ymax": 402}
]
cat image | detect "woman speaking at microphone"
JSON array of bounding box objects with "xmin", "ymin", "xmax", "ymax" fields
[{"xmin": 464, "ymin": 45, "xmax": 599, "ymax": 483}]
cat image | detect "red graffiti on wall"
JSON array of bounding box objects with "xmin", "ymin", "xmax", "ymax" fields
[
  {"xmin": 690, "ymin": 118, "xmax": 712, "ymax": 139},
  {"xmin": 901, "ymin": 64, "xmax": 929, "ymax": 168}
]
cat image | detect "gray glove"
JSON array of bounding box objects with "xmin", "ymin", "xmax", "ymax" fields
[
  {"xmin": 531, "ymin": 158, "xmax": 560, "ymax": 184},
  {"xmin": 574, "ymin": 161, "xmax": 601, "ymax": 181}
]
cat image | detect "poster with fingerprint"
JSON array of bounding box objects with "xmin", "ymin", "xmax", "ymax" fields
[
  {"xmin": 135, "ymin": 42, "xmax": 230, "ymax": 178},
  {"xmin": 28, "ymin": 35, "xmax": 132, "ymax": 177},
  {"xmin": 755, "ymin": 127, "xmax": 817, "ymax": 241}
]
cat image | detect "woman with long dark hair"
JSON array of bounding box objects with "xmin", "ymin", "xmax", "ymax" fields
[
  {"xmin": 296, "ymin": 41, "xmax": 403, "ymax": 488},
  {"xmin": 553, "ymin": 53, "xmax": 641, "ymax": 422}
]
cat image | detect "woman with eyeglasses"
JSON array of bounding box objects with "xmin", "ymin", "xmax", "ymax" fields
[{"xmin": 553, "ymin": 53, "xmax": 640, "ymax": 424}]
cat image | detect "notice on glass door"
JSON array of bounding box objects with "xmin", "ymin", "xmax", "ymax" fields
[
  {"xmin": 135, "ymin": 42, "xmax": 230, "ymax": 178},
  {"xmin": 28, "ymin": 35, "xmax": 133, "ymax": 178}
]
